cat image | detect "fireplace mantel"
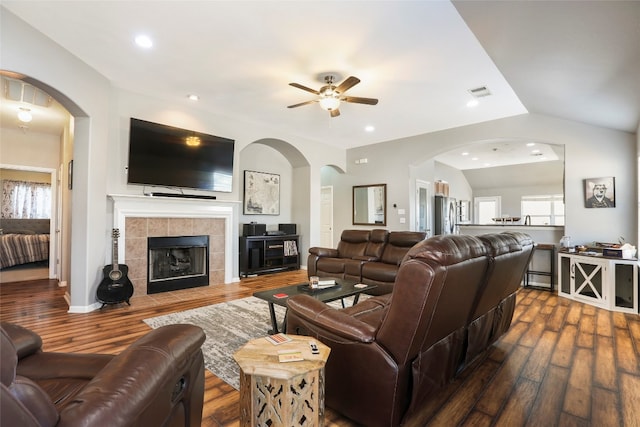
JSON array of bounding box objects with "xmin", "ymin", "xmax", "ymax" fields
[{"xmin": 108, "ymin": 194, "xmax": 241, "ymax": 284}]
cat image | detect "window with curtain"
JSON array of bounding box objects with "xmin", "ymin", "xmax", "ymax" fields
[{"xmin": 1, "ymin": 180, "xmax": 52, "ymax": 219}]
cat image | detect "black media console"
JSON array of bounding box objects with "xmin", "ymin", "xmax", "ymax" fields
[{"xmin": 240, "ymin": 234, "xmax": 300, "ymax": 277}]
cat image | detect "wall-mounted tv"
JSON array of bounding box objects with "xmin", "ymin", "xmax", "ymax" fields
[{"xmin": 127, "ymin": 118, "xmax": 234, "ymax": 192}]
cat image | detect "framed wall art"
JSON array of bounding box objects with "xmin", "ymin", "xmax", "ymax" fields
[
  {"xmin": 584, "ymin": 176, "xmax": 615, "ymax": 208},
  {"xmin": 243, "ymin": 170, "xmax": 280, "ymax": 215}
]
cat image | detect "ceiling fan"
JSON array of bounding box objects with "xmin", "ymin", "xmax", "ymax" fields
[{"xmin": 287, "ymin": 75, "xmax": 378, "ymax": 117}]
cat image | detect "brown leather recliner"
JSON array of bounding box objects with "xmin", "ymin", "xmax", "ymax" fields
[
  {"xmin": 464, "ymin": 232, "xmax": 534, "ymax": 367},
  {"xmin": 360, "ymin": 231, "xmax": 428, "ymax": 294},
  {"xmin": 1, "ymin": 322, "xmax": 206, "ymax": 427},
  {"xmin": 287, "ymin": 232, "xmax": 533, "ymax": 426},
  {"xmin": 307, "ymin": 229, "xmax": 372, "ymax": 279},
  {"xmin": 287, "ymin": 234, "xmax": 491, "ymax": 427},
  {"xmin": 308, "ymin": 229, "xmax": 426, "ymax": 295}
]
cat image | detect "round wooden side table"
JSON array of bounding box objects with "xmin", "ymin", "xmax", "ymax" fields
[{"xmin": 233, "ymin": 335, "xmax": 331, "ymax": 426}]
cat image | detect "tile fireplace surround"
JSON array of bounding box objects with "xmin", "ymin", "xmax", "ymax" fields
[{"xmin": 109, "ymin": 195, "xmax": 238, "ymax": 295}]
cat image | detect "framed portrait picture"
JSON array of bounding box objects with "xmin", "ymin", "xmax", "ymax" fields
[
  {"xmin": 584, "ymin": 176, "xmax": 615, "ymax": 208},
  {"xmin": 243, "ymin": 170, "xmax": 280, "ymax": 215}
]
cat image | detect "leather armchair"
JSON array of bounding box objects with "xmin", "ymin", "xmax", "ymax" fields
[
  {"xmin": 287, "ymin": 234, "xmax": 491, "ymax": 427},
  {"xmin": 1, "ymin": 322, "xmax": 206, "ymax": 427}
]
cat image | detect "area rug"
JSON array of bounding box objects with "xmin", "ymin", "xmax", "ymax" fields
[{"xmin": 144, "ymin": 297, "xmax": 287, "ymax": 389}]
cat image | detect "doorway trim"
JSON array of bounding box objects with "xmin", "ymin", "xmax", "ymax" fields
[
  {"xmin": 320, "ymin": 185, "xmax": 334, "ymax": 247},
  {"xmin": 415, "ymin": 179, "xmax": 431, "ymax": 236}
]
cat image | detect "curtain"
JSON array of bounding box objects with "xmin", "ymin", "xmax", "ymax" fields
[{"xmin": 1, "ymin": 180, "xmax": 52, "ymax": 219}]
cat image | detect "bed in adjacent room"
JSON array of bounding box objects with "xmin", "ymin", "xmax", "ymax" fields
[{"xmin": 0, "ymin": 219, "xmax": 50, "ymax": 270}]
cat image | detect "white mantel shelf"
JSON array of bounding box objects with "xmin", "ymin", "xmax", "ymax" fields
[{"xmin": 108, "ymin": 194, "xmax": 242, "ymax": 284}]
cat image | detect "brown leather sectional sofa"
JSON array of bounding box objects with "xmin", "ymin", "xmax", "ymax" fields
[
  {"xmin": 1, "ymin": 322, "xmax": 206, "ymax": 427},
  {"xmin": 287, "ymin": 232, "xmax": 534, "ymax": 427},
  {"xmin": 307, "ymin": 229, "xmax": 427, "ymax": 295}
]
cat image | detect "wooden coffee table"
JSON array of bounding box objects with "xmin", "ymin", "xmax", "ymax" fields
[{"xmin": 253, "ymin": 278, "xmax": 377, "ymax": 333}]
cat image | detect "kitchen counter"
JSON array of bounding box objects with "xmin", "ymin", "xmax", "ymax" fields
[{"xmin": 458, "ymin": 224, "xmax": 564, "ymax": 245}]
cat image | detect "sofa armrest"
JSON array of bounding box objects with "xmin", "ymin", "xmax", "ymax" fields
[
  {"xmin": 57, "ymin": 324, "xmax": 206, "ymax": 427},
  {"xmin": 287, "ymin": 296, "xmax": 377, "ymax": 342},
  {"xmin": 0, "ymin": 323, "xmax": 42, "ymax": 359},
  {"xmin": 309, "ymin": 247, "xmax": 339, "ymax": 257}
]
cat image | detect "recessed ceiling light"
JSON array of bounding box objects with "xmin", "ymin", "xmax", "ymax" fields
[
  {"xmin": 471, "ymin": 157, "xmax": 479, "ymax": 161},
  {"xmin": 187, "ymin": 94, "xmax": 199, "ymax": 101},
  {"xmin": 531, "ymin": 149, "xmax": 541, "ymax": 154},
  {"xmin": 365, "ymin": 125, "xmax": 375, "ymax": 132},
  {"xmin": 135, "ymin": 34, "xmax": 153, "ymax": 49},
  {"xmin": 526, "ymin": 142, "xmax": 536, "ymax": 147},
  {"xmin": 461, "ymin": 152, "xmax": 469, "ymax": 156},
  {"xmin": 483, "ymin": 163, "xmax": 491, "ymax": 167},
  {"xmin": 466, "ymin": 99, "xmax": 479, "ymax": 108}
]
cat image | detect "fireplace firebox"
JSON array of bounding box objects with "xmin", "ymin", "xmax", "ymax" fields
[{"xmin": 147, "ymin": 235, "xmax": 209, "ymax": 294}]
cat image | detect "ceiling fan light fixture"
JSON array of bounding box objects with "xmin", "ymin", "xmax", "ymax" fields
[{"xmin": 319, "ymin": 95, "xmax": 340, "ymax": 111}]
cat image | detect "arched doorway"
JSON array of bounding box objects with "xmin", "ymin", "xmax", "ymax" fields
[{"xmin": 0, "ymin": 72, "xmax": 73, "ymax": 284}]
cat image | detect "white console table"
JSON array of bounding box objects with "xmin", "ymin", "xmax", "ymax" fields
[{"xmin": 558, "ymin": 252, "xmax": 638, "ymax": 313}]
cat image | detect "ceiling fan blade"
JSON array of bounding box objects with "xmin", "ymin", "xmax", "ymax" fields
[
  {"xmin": 335, "ymin": 76, "xmax": 360, "ymax": 94},
  {"xmin": 343, "ymin": 96, "xmax": 379, "ymax": 105},
  {"xmin": 289, "ymin": 82, "xmax": 319, "ymax": 95},
  {"xmin": 330, "ymin": 108, "xmax": 341, "ymax": 118},
  {"xmin": 287, "ymin": 100, "xmax": 318, "ymax": 108}
]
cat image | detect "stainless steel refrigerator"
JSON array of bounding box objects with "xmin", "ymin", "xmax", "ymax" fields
[{"xmin": 434, "ymin": 195, "xmax": 457, "ymax": 235}]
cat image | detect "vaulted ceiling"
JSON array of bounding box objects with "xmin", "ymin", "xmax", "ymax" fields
[{"xmin": 2, "ymin": 0, "xmax": 638, "ymax": 157}]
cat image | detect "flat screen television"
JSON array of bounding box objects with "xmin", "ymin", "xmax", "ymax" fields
[{"xmin": 127, "ymin": 118, "xmax": 234, "ymax": 192}]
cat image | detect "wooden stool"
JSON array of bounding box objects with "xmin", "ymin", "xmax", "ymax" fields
[{"xmin": 234, "ymin": 335, "xmax": 330, "ymax": 426}]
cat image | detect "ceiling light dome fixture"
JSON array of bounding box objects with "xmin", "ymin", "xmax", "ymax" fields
[
  {"xmin": 318, "ymin": 76, "xmax": 341, "ymax": 111},
  {"xmin": 319, "ymin": 94, "xmax": 340, "ymax": 111},
  {"xmin": 17, "ymin": 107, "xmax": 32, "ymax": 123}
]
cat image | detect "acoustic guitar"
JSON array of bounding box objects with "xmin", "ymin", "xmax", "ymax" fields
[{"xmin": 97, "ymin": 228, "xmax": 134, "ymax": 307}]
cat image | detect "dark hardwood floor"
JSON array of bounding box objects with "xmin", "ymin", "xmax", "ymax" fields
[{"xmin": 1, "ymin": 271, "xmax": 638, "ymax": 426}]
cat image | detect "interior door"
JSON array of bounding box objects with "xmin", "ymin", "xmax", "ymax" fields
[{"xmin": 320, "ymin": 186, "xmax": 333, "ymax": 247}]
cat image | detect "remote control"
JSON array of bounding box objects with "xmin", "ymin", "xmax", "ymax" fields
[{"xmin": 309, "ymin": 341, "xmax": 319, "ymax": 355}]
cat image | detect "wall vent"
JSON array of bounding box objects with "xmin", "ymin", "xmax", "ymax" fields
[{"xmin": 468, "ymin": 86, "xmax": 492, "ymax": 98}]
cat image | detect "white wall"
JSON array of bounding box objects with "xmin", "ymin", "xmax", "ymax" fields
[
  {"xmin": 0, "ymin": 128, "xmax": 60, "ymax": 168},
  {"xmin": 1, "ymin": 9, "xmax": 112, "ymax": 311},
  {"xmin": 239, "ymin": 143, "xmax": 294, "ymax": 232},
  {"xmin": 434, "ymin": 161, "xmax": 473, "ymax": 203},
  {"xmin": 2, "ymin": 9, "xmax": 345, "ymax": 311},
  {"xmin": 345, "ymin": 113, "xmax": 637, "ymax": 246},
  {"xmin": 2, "ymin": 9, "xmax": 637, "ymax": 311},
  {"xmin": 474, "ymin": 184, "xmax": 562, "ymax": 220}
]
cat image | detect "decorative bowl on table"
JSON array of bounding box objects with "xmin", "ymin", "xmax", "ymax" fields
[{"xmin": 492, "ymin": 217, "xmax": 521, "ymax": 223}]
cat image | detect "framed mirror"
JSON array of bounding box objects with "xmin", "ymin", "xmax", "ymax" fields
[{"xmin": 353, "ymin": 184, "xmax": 387, "ymax": 226}]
